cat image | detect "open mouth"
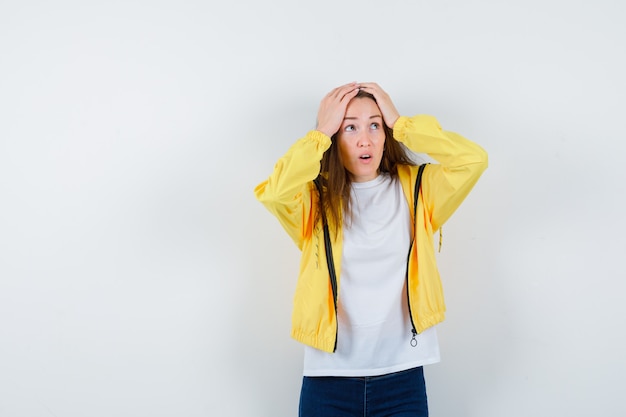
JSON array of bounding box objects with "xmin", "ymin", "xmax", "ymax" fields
[{"xmin": 359, "ymin": 154, "xmax": 371, "ymax": 160}]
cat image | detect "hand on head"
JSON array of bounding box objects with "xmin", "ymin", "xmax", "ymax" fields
[
  {"xmin": 316, "ymin": 82, "xmax": 400, "ymax": 138},
  {"xmin": 358, "ymin": 82, "xmax": 400, "ymax": 129},
  {"xmin": 316, "ymin": 82, "xmax": 360, "ymax": 137}
]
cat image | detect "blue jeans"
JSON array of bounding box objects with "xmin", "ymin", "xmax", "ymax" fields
[{"xmin": 299, "ymin": 366, "xmax": 428, "ymax": 417}]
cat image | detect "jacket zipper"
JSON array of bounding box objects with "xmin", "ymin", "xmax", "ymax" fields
[
  {"xmin": 407, "ymin": 163, "xmax": 427, "ymax": 347},
  {"xmin": 406, "ymin": 240, "xmax": 418, "ymax": 347},
  {"xmin": 314, "ymin": 178, "xmax": 339, "ymax": 352},
  {"xmin": 322, "ymin": 220, "xmax": 339, "ymax": 352}
]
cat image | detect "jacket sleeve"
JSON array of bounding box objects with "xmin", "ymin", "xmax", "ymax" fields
[
  {"xmin": 393, "ymin": 115, "xmax": 488, "ymax": 231},
  {"xmin": 254, "ymin": 130, "xmax": 332, "ymax": 249}
]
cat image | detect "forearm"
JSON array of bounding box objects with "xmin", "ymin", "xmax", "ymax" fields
[
  {"xmin": 254, "ymin": 130, "xmax": 331, "ymax": 245},
  {"xmin": 254, "ymin": 130, "xmax": 331, "ymax": 205},
  {"xmin": 394, "ymin": 115, "xmax": 488, "ymax": 229},
  {"xmin": 393, "ymin": 115, "xmax": 487, "ymax": 169}
]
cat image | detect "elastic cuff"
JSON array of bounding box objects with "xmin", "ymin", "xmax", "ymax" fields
[
  {"xmin": 392, "ymin": 116, "xmax": 410, "ymax": 140},
  {"xmin": 307, "ymin": 130, "xmax": 332, "ymax": 148}
]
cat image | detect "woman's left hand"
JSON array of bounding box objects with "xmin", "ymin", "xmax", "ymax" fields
[{"xmin": 358, "ymin": 83, "xmax": 400, "ymax": 128}]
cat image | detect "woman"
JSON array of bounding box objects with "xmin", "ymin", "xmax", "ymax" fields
[{"xmin": 255, "ymin": 82, "xmax": 488, "ymax": 416}]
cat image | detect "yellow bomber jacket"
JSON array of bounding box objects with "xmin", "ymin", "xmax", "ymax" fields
[{"xmin": 254, "ymin": 115, "xmax": 488, "ymax": 353}]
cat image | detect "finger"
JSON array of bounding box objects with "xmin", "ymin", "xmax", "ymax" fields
[
  {"xmin": 339, "ymin": 86, "xmax": 360, "ymax": 103},
  {"xmin": 360, "ymin": 84, "xmax": 393, "ymax": 104},
  {"xmin": 327, "ymin": 82, "xmax": 359, "ymax": 99},
  {"xmin": 357, "ymin": 82, "xmax": 379, "ymax": 90},
  {"xmin": 358, "ymin": 83, "xmax": 386, "ymax": 98}
]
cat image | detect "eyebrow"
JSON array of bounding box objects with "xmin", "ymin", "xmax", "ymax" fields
[{"xmin": 343, "ymin": 115, "xmax": 383, "ymax": 120}]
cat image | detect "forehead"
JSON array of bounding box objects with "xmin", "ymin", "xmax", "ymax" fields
[{"xmin": 345, "ymin": 97, "xmax": 381, "ymax": 116}]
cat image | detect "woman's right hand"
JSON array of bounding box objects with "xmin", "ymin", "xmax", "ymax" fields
[{"xmin": 315, "ymin": 82, "xmax": 361, "ymax": 138}]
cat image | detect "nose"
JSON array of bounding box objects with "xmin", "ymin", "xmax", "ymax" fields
[{"xmin": 357, "ymin": 131, "xmax": 372, "ymax": 147}]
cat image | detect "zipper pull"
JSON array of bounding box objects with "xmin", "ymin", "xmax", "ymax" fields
[{"xmin": 410, "ymin": 329, "xmax": 418, "ymax": 347}]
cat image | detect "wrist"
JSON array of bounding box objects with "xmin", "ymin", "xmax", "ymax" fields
[{"xmin": 316, "ymin": 127, "xmax": 333, "ymax": 138}]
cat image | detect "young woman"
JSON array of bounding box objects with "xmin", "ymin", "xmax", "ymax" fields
[{"xmin": 255, "ymin": 82, "xmax": 488, "ymax": 416}]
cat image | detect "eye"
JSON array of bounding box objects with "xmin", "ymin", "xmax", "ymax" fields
[
  {"xmin": 344, "ymin": 125, "xmax": 355, "ymax": 132},
  {"xmin": 370, "ymin": 122, "xmax": 380, "ymax": 130}
]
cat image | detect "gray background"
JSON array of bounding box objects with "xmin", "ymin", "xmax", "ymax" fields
[{"xmin": 1, "ymin": 0, "xmax": 625, "ymax": 416}]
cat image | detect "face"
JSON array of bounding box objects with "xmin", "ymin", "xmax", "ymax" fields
[{"xmin": 337, "ymin": 97, "xmax": 386, "ymax": 182}]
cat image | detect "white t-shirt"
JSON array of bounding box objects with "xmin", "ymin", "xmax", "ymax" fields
[{"xmin": 303, "ymin": 174, "xmax": 440, "ymax": 377}]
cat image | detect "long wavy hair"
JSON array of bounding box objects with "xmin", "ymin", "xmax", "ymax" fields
[{"xmin": 316, "ymin": 90, "xmax": 416, "ymax": 232}]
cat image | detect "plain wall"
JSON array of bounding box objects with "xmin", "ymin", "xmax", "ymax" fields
[{"xmin": 1, "ymin": 0, "xmax": 625, "ymax": 416}]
